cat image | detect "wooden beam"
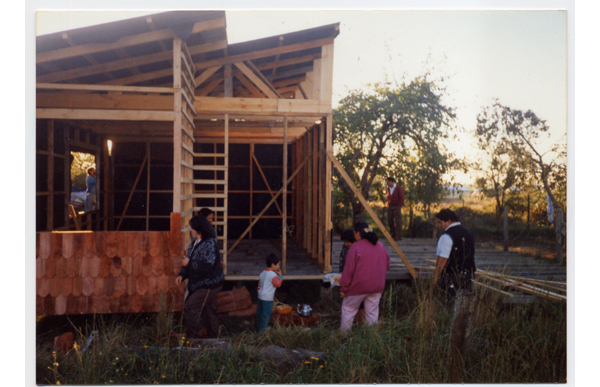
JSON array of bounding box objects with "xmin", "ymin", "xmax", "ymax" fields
[
  {"xmin": 196, "ymin": 78, "xmax": 222, "ymax": 96},
  {"xmin": 195, "ymin": 37, "xmax": 335, "ymax": 71},
  {"xmin": 100, "ymin": 68, "xmax": 173, "ymax": 86},
  {"xmin": 36, "ymin": 49, "xmax": 174, "ymax": 84},
  {"xmin": 235, "ymin": 73, "xmax": 267, "ymax": 98},
  {"xmin": 327, "ymin": 150, "xmax": 418, "ymax": 279},
  {"xmin": 188, "ymin": 40, "xmax": 228, "ymax": 57},
  {"xmin": 37, "ymin": 29, "xmax": 177, "ymax": 65},
  {"xmin": 190, "ymin": 17, "xmax": 226, "ymax": 34},
  {"xmin": 224, "ymin": 64, "xmax": 233, "ymax": 98},
  {"xmin": 194, "ymin": 97, "xmax": 331, "ymax": 116},
  {"xmin": 265, "ymin": 65, "xmax": 313, "ymax": 81},
  {"xmin": 36, "ymin": 108, "xmax": 175, "ymax": 121},
  {"xmin": 256, "ymin": 53, "xmax": 321, "ymax": 73},
  {"xmin": 233, "ymin": 62, "xmax": 279, "ymax": 99},
  {"xmin": 243, "ymin": 61, "xmax": 283, "ymax": 98},
  {"xmin": 194, "ymin": 66, "xmax": 222, "ymax": 87},
  {"xmin": 37, "ymin": 91, "xmax": 174, "ymax": 111},
  {"xmin": 37, "ymin": 83, "xmax": 175, "ymax": 94}
]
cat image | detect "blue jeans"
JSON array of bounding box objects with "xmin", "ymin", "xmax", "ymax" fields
[{"xmin": 256, "ymin": 299, "xmax": 273, "ymax": 332}]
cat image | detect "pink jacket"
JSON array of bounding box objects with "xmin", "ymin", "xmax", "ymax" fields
[{"xmin": 340, "ymin": 239, "xmax": 390, "ymax": 296}]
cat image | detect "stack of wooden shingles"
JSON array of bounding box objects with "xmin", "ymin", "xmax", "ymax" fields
[
  {"xmin": 36, "ymin": 231, "xmax": 185, "ymax": 315},
  {"xmin": 216, "ymin": 287, "xmax": 256, "ymax": 316}
]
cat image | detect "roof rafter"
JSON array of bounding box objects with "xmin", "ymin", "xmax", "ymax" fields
[
  {"xmin": 195, "ymin": 37, "xmax": 334, "ymax": 71},
  {"xmin": 37, "ymin": 28, "xmax": 177, "ymax": 65}
]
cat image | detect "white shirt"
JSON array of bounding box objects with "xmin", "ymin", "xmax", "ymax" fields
[
  {"xmin": 388, "ymin": 183, "xmax": 396, "ymax": 196},
  {"xmin": 436, "ymin": 222, "xmax": 461, "ymax": 259}
]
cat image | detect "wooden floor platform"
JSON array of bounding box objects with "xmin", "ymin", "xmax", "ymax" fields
[{"xmin": 225, "ymin": 237, "xmax": 566, "ymax": 283}]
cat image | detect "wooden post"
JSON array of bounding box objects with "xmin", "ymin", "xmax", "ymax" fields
[
  {"xmin": 282, "ymin": 116, "xmax": 288, "ymax": 274},
  {"xmin": 103, "ymin": 139, "xmax": 110, "ymax": 230},
  {"xmin": 47, "ymin": 120, "xmax": 54, "ymax": 230},
  {"xmin": 324, "ymin": 115, "xmax": 333, "ymax": 272},
  {"xmin": 556, "ymin": 208, "xmax": 565, "ymax": 265},
  {"xmin": 173, "ymin": 38, "xmax": 182, "ymax": 214},
  {"xmin": 447, "ymin": 290, "xmax": 476, "ymax": 383},
  {"xmin": 503, "ymin": 205, "xmax": 509, "ymax": 252},
  {"xmin": 146, "ymin": 142, "xmax": 151, "ymax": 231},
  {"xmin": 224, "ymin": 64, "xmax": 232, "ymax": 98},
  {"xmin": 249, "ymin": 143, "xmax": 254, "ymax": 240}
]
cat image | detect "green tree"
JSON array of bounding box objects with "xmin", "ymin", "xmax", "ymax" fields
[
  {"xmin": 333, "ymin": 76, "xmax": 457, "ymax": 223},
  {"xmin": 71, "ymin": 152, "xmax": 95, "ymax": 189},
  {"xmin": 476, "ymin": 102, "xmax": 566, "ymax": 212}
]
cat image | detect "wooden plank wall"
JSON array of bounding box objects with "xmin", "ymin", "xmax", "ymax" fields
[{"xmin": 173, "ymin": 38, "xmax": 197, "ymax": 241}]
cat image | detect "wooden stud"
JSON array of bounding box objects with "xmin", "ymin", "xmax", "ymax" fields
[
  {"xmin": 173, "ymin": 38, "xmax": 183, "ymax": 214},
  {"xmin": 282, "ymin": 116, "xmax": 288, "ymax": 274},
  {"xmin": 47, "ymin": 120, "xmax": 54, "ymax": 231},
  {"xmin": 227, "ymin": 153, "xmax": 312, "ymax": 255},
  {"xmin": 324, "ymin": 115, "xmax": 333, "ymax": 272}
]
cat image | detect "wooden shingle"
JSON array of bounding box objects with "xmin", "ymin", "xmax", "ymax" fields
[
  {"xmin": 36, "ymin": 258, "xmax": 44, "ymax": 279},
  {"xmin": 130, "ymin": 294, "xmax": 143, "ymax": 313},
  {"xmin": 138, "ymin": 232, "xmax": 149, "ymax": 257},
  {"xmin": 126, "ymin": 276, "xmax": 137, "ymax": 296},
  {"xmin": 55, "ymin": 295, "xmax": 67, "ymax": 315},
  {"xmin": 83, "ymin": 232, "xmax": 96, "ymax": 258},
  {"xmin": 39, "ymin": 233, "xmax": 52, "ymax": 259},
  {"xmin": 98, "ymin": 256, "xmax": 111, "ymax": 277},
  {"xmin": 113, "ymin": 277, "xmax": 126, "ymax": 297},
  {"xmin": 127, "ymin": 232, "xmax": 138, "ymax": 258},
  {"xmin": 147, "ymin": 276, "xmax": 157, "ymax": 295},
  {"xmin": 60, "ymin": 277, "xmax": 72, "ymax": 297},
  {"xmin": 49, "ymin": 277, "xmax": 62, "ymax": 297},
  {"xmin": 93, "ymin": 277, "xmax": 105, "ymax": 295},
  {"xmin": 136, "ymin": 275, "xmax": 148, "ymax": 295},
  {"xmin": 66, "ymin": 257, "xmax": 81, "ymax": 278},
  {"xmin": 71, "ymin": 277, "xmax": 82, "ymax": 297},
  {"xmin": 149, "ymin": 232, "xmax": 162, "ymax": 257},
  {"xmin": 55, "ymin": 257, "xmax": 68, "ymax": 278},
  {"xmin": 103, "ymin": 276, "xmax": 114, "ymax": 297},
  {"xmin": 72, "ymin": 233, "xmax": 84, "ymax": 258},
  {"xmin": 109, "ymin": 257, "xmax": 122, "ymax": 277},
  {"xmin": 104, "ymin": 232, "xmax": 116, "ymax": 258},
  {"xmin": 89, "ymin": 256, "xmax": 101, "ymax": 277},
  {"xmin": 62, "ymin": 233, "xmax": 74, "ymax": 259},
  {"xmin": 81, "ymin": 277, "xmax": 94, "ymax": 297},
  {"xmin": 121, "ymin": 255, "xmax": 133, "ymax": 276},
  {"xmin": 51, "ymin": 233, "xmax": 62, "ymax": 258},
  {"xmin": 132, "ymin": 255, "xmax": 143, "ymax": 277},
  {"xmin": 44, "ymin": 258, "xmax": 56, "ymax": 279},
  {"xmin": 38, "ymin": 278, "xmax": 50, "ymax": 297},
  {"xmin": 117, "ymin": 232, "xmax": 128, "ymax": 258},
  {"xmin": 44, "ymin": 295, "xmax": 55, "ymax": 315},
  {"xmin": 79, "ymin": 257, "xmax": 91, "ymax": 277},
  {"xmin": 142, "ymin": 254, "xmax": 153, "ymax": 277}
]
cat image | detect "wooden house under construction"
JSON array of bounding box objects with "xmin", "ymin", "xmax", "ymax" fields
[{"xmin": 35, "ymin": 11, "xmax": 340, "ymax": 316}]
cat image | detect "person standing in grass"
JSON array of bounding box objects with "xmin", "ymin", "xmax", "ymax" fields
[
  {"xmin": 385, "ymin": 176, "xmax": 405, "ymax": 240},
  {"xmin": 340, "ymin": 221, "xmax": 390, "ymax": 333},
  {"xmin": 431, "ymin": 208, "xmax": 476, "ymax": 303},
  {"xmin": 256, "ymin": 253, "xmax": 283, "ymax": 332},
  {"xmin": 176, "ymin": 215, "xmax": 224, "ymax": 339}
]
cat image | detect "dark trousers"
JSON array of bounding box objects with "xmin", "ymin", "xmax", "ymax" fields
[
  {"xmin": 387, "ymin": 205, "xmax": 403, "ymax": 239},
  {"xmin": 256, "ymin": 299, "xmax": 273, "ymax": 332},
  {"xmin": 184, "ymin": 285, "xmax": 223, "ymax": 338},
  {"xmin": 440, "ymin": 271, "xmax": 474, "ymax": 303}
]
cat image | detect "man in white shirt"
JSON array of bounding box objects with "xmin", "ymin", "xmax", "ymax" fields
[{"xmin": 431, "ymin": 209, "xmax": 476, "ymax": 302}]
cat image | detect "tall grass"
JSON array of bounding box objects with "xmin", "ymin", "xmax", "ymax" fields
[{"xmin": 36, "ymin": 281, "xmax": 566, "ymax": 384}]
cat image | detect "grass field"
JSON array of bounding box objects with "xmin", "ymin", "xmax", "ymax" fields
[{"xmin": 36, "ymin": 280, "xmax": 566, "ymax": 385}]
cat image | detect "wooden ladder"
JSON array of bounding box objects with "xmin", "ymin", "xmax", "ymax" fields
[{"xmin": 191, "ymin": 115, "xmax": 229, "ymax": 273}]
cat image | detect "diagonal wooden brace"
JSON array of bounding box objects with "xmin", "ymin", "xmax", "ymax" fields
[
  {"xmin": 227, "ymin": 153, "xmax": 312, "ymax": 256},
  {"xmin": 327, "ymin": 150, "xmax": 418, "ymax": 279}
]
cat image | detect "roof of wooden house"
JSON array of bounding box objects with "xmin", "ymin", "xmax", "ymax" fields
[{"xmin": 36, "ymin": 11, "xmax": 339, "ymax": 143}]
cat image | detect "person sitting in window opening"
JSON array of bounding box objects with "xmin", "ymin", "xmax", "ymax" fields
[{"xmin": 85, "ymin": 167, "xmax": 97, "ymax": 212}]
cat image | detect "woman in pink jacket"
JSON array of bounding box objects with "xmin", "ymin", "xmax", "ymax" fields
[{"xmin": 339, "ymin": 221, "xmax": 391, "ymax": 333}]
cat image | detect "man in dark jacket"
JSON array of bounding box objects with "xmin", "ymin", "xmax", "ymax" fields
[
  {"xmin": 431, "ymin": 209, "xmax": 476, "ymax": 302},
  {"xmin": 386, "ymin": 177, "xmax": 405, "ymax": 240}
]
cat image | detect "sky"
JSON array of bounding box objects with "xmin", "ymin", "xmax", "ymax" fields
[
  {"xmin": 21, "ymin": 1, "xmax": 598, "ymax": 386},
  {"xmin": 34, "ymin": 7, "xmax": 568, "ymax": 185}
]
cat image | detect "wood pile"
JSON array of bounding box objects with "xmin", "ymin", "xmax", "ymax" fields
[
  {"xmin": 216, "ymin": 287, "xmax": 256, "ymax": 316},
  {"xmin": 423, "ymin": 260, "xmax": 567, "ymax": 302}
]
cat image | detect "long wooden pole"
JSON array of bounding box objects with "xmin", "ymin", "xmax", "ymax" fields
[
  {"xmin": 228, "ymin": 153, "xmax": 312, "ymax": 255},
  {"xmin": 327, "ymin": 151, "xmax": 418, "ymax": 279},
  {"xmin": 282, "ymin": 116, "xmax": 288, "ymax": 274}
]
